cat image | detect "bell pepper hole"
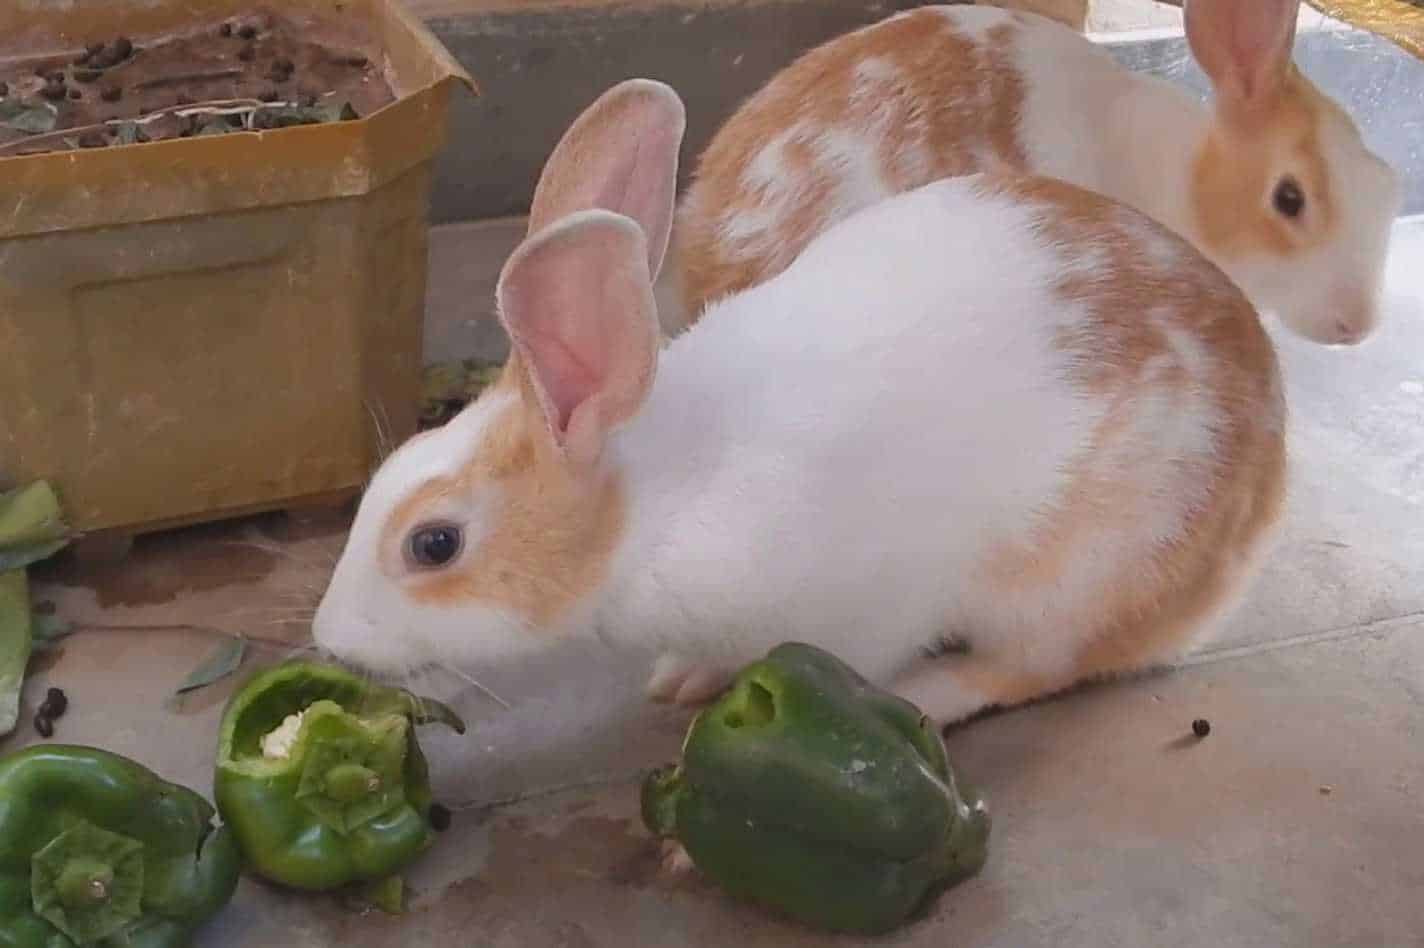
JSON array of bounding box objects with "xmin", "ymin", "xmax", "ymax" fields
[{"xmin": 723, "ymin": 681, "xmax": 776, "ymax": 729}]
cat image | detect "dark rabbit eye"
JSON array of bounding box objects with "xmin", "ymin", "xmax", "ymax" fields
[
  {"xmin": 1273, "ymin": 177, "xmax": 1305, "ymax": 219},
  {"xmin": 408, "ymin": 524, "xmax": 463, "ymax": 568}
]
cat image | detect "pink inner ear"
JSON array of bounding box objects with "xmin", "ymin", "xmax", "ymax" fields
[
  {"xmin": 521, "ymin": 323, "xmax": 602, "ymax": 434},
  {"xmin": 1187, "ymin": 0, "xmax": 1297, "ymax": 103},
  {"xmin": 497, "ymin": 212, "xmax": 659, "ymax": 460},
  {"xmin": 526, "ymin": 81, "xmax": 684, "ymax": 278},
  {"xmin": 511, "ymin": 245, "xmax": 623, "ymax": 436}
]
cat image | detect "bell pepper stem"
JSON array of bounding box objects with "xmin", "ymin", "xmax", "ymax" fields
[{"xmin": 56, "ymin": 858, "xmax": 114, "ymax": 908}]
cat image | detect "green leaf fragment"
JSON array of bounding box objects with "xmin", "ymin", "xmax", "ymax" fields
[
  {"xmin": 115, "ymin": 121, "xmax": 142, "ymax": 145},
  {"xmin": 0, "ymin": 481, "xmax": 68, "ymax": 737},
  {"xmin": 0, "ymin": 482, "xmax": 70, "ymax": 564},
  {"xmin": 30, "ymin": 614, "xmax": 74, "ymax": 654},
  {"xmin": 0, "ymin": 99, "xmax": 59, "ymax": 134},
  {"xmin": 0, "ymin": 571, "xmax": 31, "ymax": 737},
  {"xmin": 171, "ymin": 635, "xmax": 246, "ymax": 698},
  {"xmin": 0, "ymin": 539, "xmax": 69, "ymax": 573},
  {"xmin": 361, "ymin": 875, "xmax": 405, "ymax": 915}
]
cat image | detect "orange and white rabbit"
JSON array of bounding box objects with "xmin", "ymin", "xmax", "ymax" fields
[
  {"xmin": 676, "ymin": 0, "xmax": 1400, "ymax": 345},
  {"xmin": 314, "ymin": 78, "xmax": 1286, "ymax": 724}
]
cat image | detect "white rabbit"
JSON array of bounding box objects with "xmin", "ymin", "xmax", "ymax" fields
[
  {"xmin": 313, "ymin": 78, "xmax": 1286, "ymax": 725},
  {"xmin": 675, "ymin": 0, "xmax": 1401, "ymax": 345}
]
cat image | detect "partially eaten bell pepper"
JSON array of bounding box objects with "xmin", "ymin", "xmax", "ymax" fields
[
  {"xmin": 642, "ymin": 643, "xmax": 991, "ymax": 934},
  {"xmin": 0, "ymin": 744, "xmax": 240, "ymax": 948},
  {"xmin": 213, "ymin": 662, "xmax": 465, "ymax": 893}
]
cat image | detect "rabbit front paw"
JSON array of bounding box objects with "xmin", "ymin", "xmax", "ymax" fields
[{"xmin": 647, "ymin": 653, "xmax": 733, "ymax": 706}]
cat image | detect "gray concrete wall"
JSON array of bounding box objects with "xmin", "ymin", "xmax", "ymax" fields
[
  {"xmin": 423, "ymin": 0, "xmax": 955, "ymax": 223},
  {"xmin": 421, "ymin": 4, "xmax": 1424, "ymax": 223}
]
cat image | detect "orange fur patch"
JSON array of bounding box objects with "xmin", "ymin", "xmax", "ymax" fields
[
  {"xmin": 678, "ymin": 8, "xmax": 1029, "ymax": 316},
  {"xmin": 1192, "ymin": 69, "xmax": 1340, "ymax": 259},
  {"xmin": 383, "ymin": 399, "xmax": 625, "ymax": 627},
  {"xmin": 974, "ymin": 176, "xmax": 1287, "ymax": 688}
]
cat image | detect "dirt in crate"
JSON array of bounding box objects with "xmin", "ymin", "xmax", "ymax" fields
[{"xmin": 0, "ymin": 7, "xmax": 397, "ymax": 156}]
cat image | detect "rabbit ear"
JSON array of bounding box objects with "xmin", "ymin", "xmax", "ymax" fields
[
  {"xmin": 1185, "ymin": 0, "xmax": 1299, "ymax": 110},
  {"xmin": 497, "ymin": 210, "xmax": 660, "ymax": 468},
  {"xmin": 527, "ymin": 79, "xmax": 687, "ymax": 281}
]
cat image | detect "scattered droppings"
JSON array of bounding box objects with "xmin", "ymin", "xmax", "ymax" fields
[
  {"xmin": 1319, "ymin": 785, "xmax": 1333, "ymax": 796},
  {"xmin": 1191, "ymin": 718, "xmax": 1211, "ymax": 738},
  {"xmin": 100, "ymin": 86, "xmax": 122, "ymax": 103},
  {"xmin": 237, "ymin": 24, "xmax": 259, "ymax": 40},
  {"xmin": 429, "ymin": 802, "xmax": 452, "ymax": 831},
  {"xmin": 33, "ymin": 712, "xmax": 53, "ymax": 738},
  {"xmin": 72, "ymin": 67, "xmax": 102, "ymax": 83},
  {"xmin": 219, "ymin": 22, "xmax": 234, "ymax": 37},
  {"xmin": 39, "ymin": 687, "xmax": 68, "ymax": 719},
  {"xmin": 40, "ymin": 81, "xmax": 68, "ymax": 101}
]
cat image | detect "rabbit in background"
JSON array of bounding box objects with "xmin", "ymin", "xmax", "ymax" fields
[{"xmin": 674, "ymin": 0, "xmax": 1400, "ymax": 346}]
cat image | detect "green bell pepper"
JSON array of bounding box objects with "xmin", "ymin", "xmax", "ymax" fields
[
  {"xmin": 0, "ymin": 744, "xmax": 240, "ymax": 948},
  {"xmin": 213, "ymin": 662, "xmax": 465, "ymax": 892},
  {"xmin": 642, "ymin": 643, "xmax": 991, "ymax": 934}
]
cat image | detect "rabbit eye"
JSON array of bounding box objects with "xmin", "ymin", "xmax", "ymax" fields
[
  {"xmin": 1272, "ymin": 177, "xmax": 1305, "ymax": 219},
  {"xmin": 408, "ymin": 523, "xmax": 463, "ymax": 568}
]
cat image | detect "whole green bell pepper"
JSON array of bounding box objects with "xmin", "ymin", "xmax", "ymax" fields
[
  {"xmin": 213, "ymin": 662, "xmax": 465, "ymax": 892},
  {"xmin": 0, "ymin": 744, "xmax": 240, "ymax": 948},
  {"xmin": 642, "ymin": 643, "xmax": 991, "ymax": 934}
]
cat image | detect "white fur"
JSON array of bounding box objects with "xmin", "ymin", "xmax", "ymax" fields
[{"xmin": 316, "ymin": 176, "xmax": 1268, "ymax": 721}]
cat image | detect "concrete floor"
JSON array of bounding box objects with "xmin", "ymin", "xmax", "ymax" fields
[{"xmin": 6, "ymin": 214, "xmax": 1420, "ymax": 946}]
